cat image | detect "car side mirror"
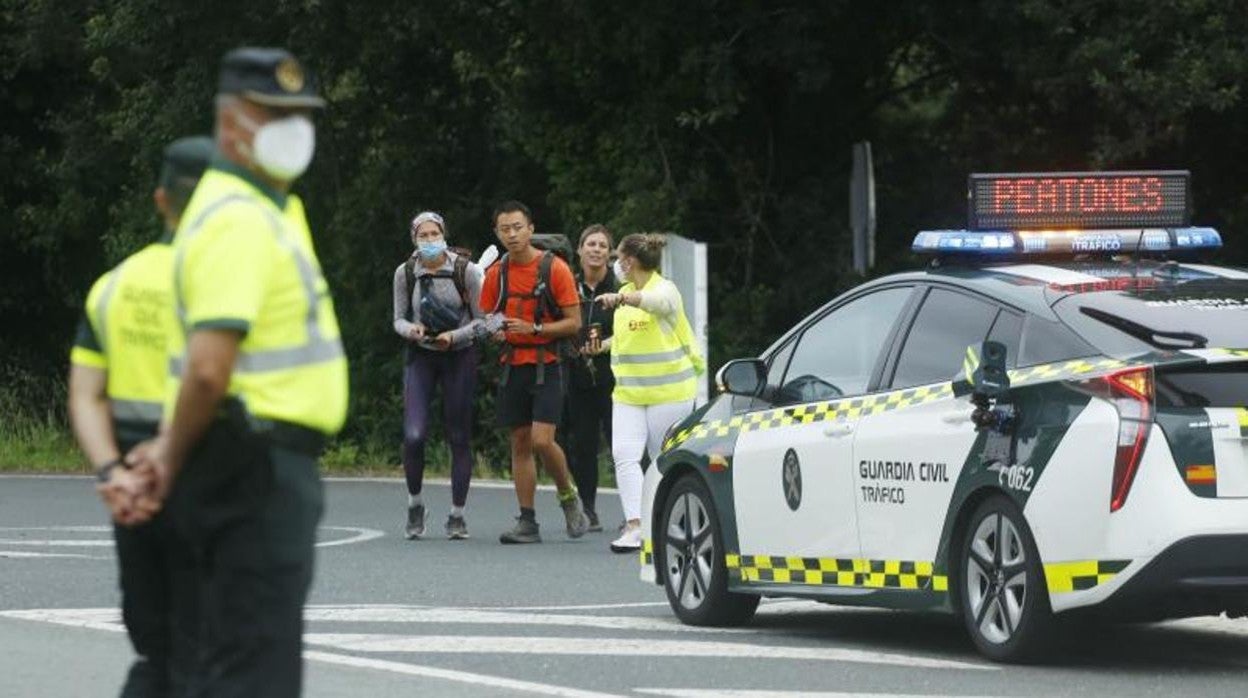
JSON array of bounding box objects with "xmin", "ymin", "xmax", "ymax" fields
[
  {"xmin": 953, "ymin": 340, "xmax": 1010, "ymax": 400},
  {"xmin": 716, "ymin": 358, "xmax": 767, "ymax": 397}
]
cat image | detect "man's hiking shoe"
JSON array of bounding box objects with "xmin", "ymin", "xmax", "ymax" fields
[
  {"xmin": 560, "ymin": 496, "xmax": 589, "ymax": 539},
  {"xmin": 499, "ymin": 517, "xmax": 541, "ymax": 544},
  {"xmin": 446, "ymin": 515, "xmax": 470, "ymax": 540},
  {"xmin": 405, "ymin": 504, "xmax": 426, "ymax": 540},
  {"xmin": 586, "ymin": 509, "xmax": 603, "ymax": 533}
]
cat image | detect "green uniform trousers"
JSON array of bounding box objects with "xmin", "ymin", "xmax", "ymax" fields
[
  {"xmin": 176, "ymin": 417, "xmax": 324, "ymax": 698},
  {"xmin": 114, "ymin": 435, "xmax": 199, "ymax": 698}
]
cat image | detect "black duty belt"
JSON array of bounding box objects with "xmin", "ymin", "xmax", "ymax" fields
[{"xmin": 248, "ymin": 417, "xmax": 327, "ymax": 458}]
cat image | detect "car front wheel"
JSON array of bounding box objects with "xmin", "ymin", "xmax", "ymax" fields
[{"xmin": 660, "ymin": 474, "xmax": 759, "ymax": 626}]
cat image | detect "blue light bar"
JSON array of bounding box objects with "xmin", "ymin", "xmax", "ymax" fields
[
  {"xmin": 912, "ymin": 227, "xmax": 1221, "ymax": 257},
  {"xmin": 912, "ymin": 231, "xmax": 1017, "ymax": 254}
]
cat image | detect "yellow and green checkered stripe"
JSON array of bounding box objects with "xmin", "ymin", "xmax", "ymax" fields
[
  {"xmin": 726, "ymin": 554, "xmax": 949, "ymax": 592},
  {"xmin": 1238, "ymin": 407, "xmax": 1248, "ymax": 438},
  {"xmin": 664, "ymin": 357, "xmax": 1134, "ymax": 452},
  {"xmin": 1044, "ymin": 559, "xmax": 1131, "ymax": 593}
]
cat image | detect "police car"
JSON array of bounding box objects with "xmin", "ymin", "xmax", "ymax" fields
[{"xmin": 639, "ymin": 171, "xmax": 1248, "ymax": 662}]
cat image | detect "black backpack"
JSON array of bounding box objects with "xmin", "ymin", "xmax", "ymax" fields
[
  {"xmin": 404, "ymin": 254, "xmax": 470, "ymax": 332},
  {"xmin": 491, "ymin": 239, "xmax": 577, "ymax": 384}
]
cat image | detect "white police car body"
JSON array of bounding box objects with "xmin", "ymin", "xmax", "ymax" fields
[{"xmin": 639, "ymin": 171, "xmax": 1248, "ymax": 661}]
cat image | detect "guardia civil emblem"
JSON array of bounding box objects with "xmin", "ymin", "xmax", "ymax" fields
[{"xmin": 782, "ymin": 448, "xmax": 802, "ymax": 511}]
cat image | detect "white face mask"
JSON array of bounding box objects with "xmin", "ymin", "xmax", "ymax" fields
[
  {"xmin": 236, "ymin": 111, "xmax": 316, "ymax": 182},
  {"xmin": 612, "ymin": 258, "xmax": 629, "ymax": 283}
]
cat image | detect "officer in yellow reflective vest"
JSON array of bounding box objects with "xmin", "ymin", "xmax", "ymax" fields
[
  {"xmin": 68, "ymin": 135, "xmax": 214, "ymax": 696},
  {"xmin": 595, "ymin": 233, "xmax": 704, "ymax": 553},
  {"xmin": 125, "ymin": 47, "xmax": 348, "ymax": 697}
]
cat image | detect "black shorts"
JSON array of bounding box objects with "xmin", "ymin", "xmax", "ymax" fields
[{"xmin": 496, "ymin": 363, "xmax": 565, "ymax": 428}]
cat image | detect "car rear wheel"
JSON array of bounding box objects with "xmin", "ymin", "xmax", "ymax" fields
[
  {"xmin": 958, "ymin": 495, "xmax": 1054, "ymax": 662},
  {"xmin": 659, "ymin": 474, "xmax": 759, "ymax": 626}
]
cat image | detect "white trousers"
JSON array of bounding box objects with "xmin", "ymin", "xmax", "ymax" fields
[{"xmin": 612, "ymin": 399, "xmax": 695, "ymax": 521}]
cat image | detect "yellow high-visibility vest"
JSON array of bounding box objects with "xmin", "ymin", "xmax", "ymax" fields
[
  {"xmin": 165, "ymin": 160, "xmax": 348, "ymax": 434},
  {"xmin": 70, "ymin": 241, "xmax": 177, "ymax": 427},
  {"xmin": 611, "ymin": 272, "xmax": 704, "ymax": 405}
]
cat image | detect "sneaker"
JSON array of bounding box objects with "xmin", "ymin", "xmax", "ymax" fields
[
  {"xmin": 405, "ymin": 504, "xmax": 426, "ymax": 540},
  {"xmin": 610, "ymin": 524, "xmax": 643, "ymax": 553},
  {"xmin": 560, "ymin": 496, "xmax": 589, "ymax": 539},
  {"xmin": 499, "ymin": 517, "xmax": 541, "ymax": 544},
  {"xmin": 585, "ymin": 509, "xmax": 603, "ymax": 533},
  {"xmin": 445, "ymin": 515, "xmax": 470, "ymax": 540}
]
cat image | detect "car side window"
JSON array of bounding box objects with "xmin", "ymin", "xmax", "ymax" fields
[
  {"xmin": 987, "ymin": 309, "xmax": 1023, "ymax": 369},
  {"xmin": 890, "ymin": 288, "xmax": 999, "ymax": 389},
  {"xmin": 766, "ymin": 339, "xmax": 796, "ymax": 388},
  {"xmin": 777, "ymin": 287, "xmax": 911, "ymax": 405}
]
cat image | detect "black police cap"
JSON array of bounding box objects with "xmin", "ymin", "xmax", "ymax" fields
[
  {"xmin": 159, "ymin": 136, "xmax": 214, "ymax": 191},
  {"xmin": 218, "ymin": 47, "xmax": 325, "ymax": 108}
]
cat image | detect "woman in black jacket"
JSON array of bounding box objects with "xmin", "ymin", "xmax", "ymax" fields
[{"xmin": 564, "ymin": 224, "xmax": 617, "ymax": 531}]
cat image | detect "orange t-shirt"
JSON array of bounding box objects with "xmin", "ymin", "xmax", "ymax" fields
[{"xmin": 480, "ymin": 252, "xmax": 579, "ymax": 365}]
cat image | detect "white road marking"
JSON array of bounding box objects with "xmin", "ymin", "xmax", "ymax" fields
[
  {"xmin": 0, "ymin": 526, "xmax": 110, "ymax": 532},
  {"xmin": 0, "ymin": 525, "xmax": 380, "ymax": 550},
  {"xmin": 0, "ymin": 608, "xmax": 125, "ymax": 633},
  {"xmin": 497, "ymin": 601, "xmax": 671, "ymax": 611},
  {"xmin": 635, "ymin": 691, "xmax": 984, "ymax": 698},
  {"xmin": 0, "ymin": 551, "xmax": 109, "ymax": 560},
  {"xmin": 303, "ymin": 634, "xmax": 996, "ymax": 671},
  {"xmin": 0, "ymin": 539, "xmax": 112, "ymax": 547},
  {"xmin": 304, "ymin": 650, "xmax": 622, "ymax": 697},
  {"xmin": 303, "ymin": 605, "xmax": 746, "ymax": 634},
  {"xmin": 1160, "ymin": 614, "xmax": 1248, "ymax": 637},
  {"xmin": 316, "ymin": 526, "xmax": 385, "ymax": 548}
]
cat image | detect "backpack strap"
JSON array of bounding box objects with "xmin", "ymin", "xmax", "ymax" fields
[
  {"xmin": 491, "ymin": 253, "xmax": 514, "ymax": 385},
  {"xmin": 452, "ymin": 255, "xmax": 470, "ymax": 308},
  {"xmin": 403, "ymin": 257, "xmax": 418, "ymax": 323}
]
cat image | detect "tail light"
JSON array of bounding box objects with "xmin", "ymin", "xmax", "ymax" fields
[{"xmin": 1076, "ymin": 366, "xmax": 1154, "ymax": 512}]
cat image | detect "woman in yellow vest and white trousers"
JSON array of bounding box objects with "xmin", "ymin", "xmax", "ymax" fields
[{"xmin": 596, "ymin": 233, "xmax": 705, "ymax": 552}]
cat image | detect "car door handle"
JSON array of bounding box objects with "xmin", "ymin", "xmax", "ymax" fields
[
  {"xmin": 823, "ymin": 423, "xmax": 854, "ymax": 438},
  {"xmin": 940, "ymin": 410, "xmax": 973, "ymax": 425}
]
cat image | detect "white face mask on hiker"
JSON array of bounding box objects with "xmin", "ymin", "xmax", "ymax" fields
[{"xmin": 236, "ymin": 111, "xmax": 316, "ymax": 182}]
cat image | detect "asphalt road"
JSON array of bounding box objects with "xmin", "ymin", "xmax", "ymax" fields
[{"xmin": 1, "ymin": 474, "xmax": 1246, "ymax": 697}]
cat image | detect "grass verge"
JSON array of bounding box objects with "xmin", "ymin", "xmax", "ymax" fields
[{"xmin": 3, "ymin": 426, "xmax": 618, "ymax": 489}]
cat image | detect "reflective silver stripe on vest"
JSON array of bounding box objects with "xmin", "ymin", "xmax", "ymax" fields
[
  {"xmin": 170, "ymin": 192, "xmax": 344, "ymax": 377},
  {"xmin": 614, "ymin": 367, "xmax": 697, "ymax": 388},
  {"xmin": 110, "ymin": 399, "xmax": 163, "ymax": 423},
  {"xmin": 611, "ymin": 347, "xmax": 688, "ymax": 365},
  {"xmin": 93, "ymin": 262, "xmax": 129, "ymax": 355}
]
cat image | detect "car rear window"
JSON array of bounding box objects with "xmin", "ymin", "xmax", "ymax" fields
[{"xmin": 1053, "ymin": 279, "xmax": 1248, "ymax": 356}]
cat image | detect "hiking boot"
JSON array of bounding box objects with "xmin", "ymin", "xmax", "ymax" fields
[
  {"xmin": 405, "ymin": 504, "xmax": 426, "ymax": 540},
  {"xmin": 499, "ymin": 517, "xmax": 541, "ymax": 544},
  {"xmin": 610, "ymin": 523, "xmax": 643, "ymax": 553},
  {"xmin": 560, "ymin": 495, "xmax": 589, "ymax": 539},
  {"xmin": 445, "ymin": 515, "xmax": 470, "ymax": 540},
  {"xmin": 585, "ymin": 508, "xmax": 603, "ymax": 533}
]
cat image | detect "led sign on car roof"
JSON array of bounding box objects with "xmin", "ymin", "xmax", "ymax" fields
[
  {"xmin": 912, "ymin": 171, "xmax": 1220, "ymax": 258},
  {"xmin": 969, "ymin": 171, "xmax": 1190, "ymax": 230}
]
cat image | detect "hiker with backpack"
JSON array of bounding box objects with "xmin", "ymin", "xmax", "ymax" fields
[
  {"xmin": 595, "ymin": 233, "xmax": 705, "ymax": 553},
  {"xmin": 392, "ymin": 210, "xmax": 484, "ymax": 540},
  {"xmin": 479, "ymin": 200, "xmax": 590, "ymax": 544}
]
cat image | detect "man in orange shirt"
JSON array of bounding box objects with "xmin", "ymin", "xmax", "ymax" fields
[{"xmin": 481, "ymin": 200, "xmax": 589, "ymax": 543}]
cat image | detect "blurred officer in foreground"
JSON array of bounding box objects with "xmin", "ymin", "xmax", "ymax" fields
[
  {"xmin": 127, "ymin": 47, "xmax": 348, "ymax": 697},
  {"xmin": 68, "ymin": 135, "xmax": 214, "ymax": 697}
]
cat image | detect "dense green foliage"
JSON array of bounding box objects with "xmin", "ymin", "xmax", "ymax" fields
[{"xmin": 4, "ymin": 1, "xmax": 1248, "ymax": 466}]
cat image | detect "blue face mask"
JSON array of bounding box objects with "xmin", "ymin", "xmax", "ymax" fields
[{"xmin": 417, "ymin": 239, "xmax": 447, "ymax": 260}]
